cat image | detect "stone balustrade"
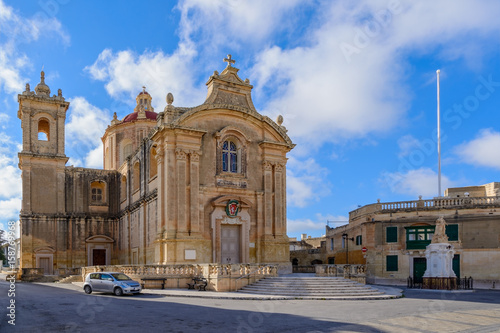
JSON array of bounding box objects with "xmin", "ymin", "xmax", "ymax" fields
[
  {"xmin": 81, "ymin": 263, "xmax": 278, "ymax": 291},
  {"xmin": 349, "ymin": 196, "xmax": 500, "ymax": 220},
  {"xmin": 316, "ymin": 264, "xmax": 366, "ymax": 284}
]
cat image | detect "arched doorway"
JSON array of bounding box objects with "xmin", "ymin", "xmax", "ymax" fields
[{"xmin": 86, "ymin": 235, "xmax": 114, "ymax": 266}]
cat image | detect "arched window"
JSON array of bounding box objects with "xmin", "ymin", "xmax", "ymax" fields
[
  {"xmin": 90, "ymin": 181, "xmax": 105, "ymax": 204},
  {"xmin": 222, "ymin": 140, "xmax": 238, "ymax": 173},
  {"xmin": 38, "ymin": 118, "xmax": 50, "ymax": 141}
]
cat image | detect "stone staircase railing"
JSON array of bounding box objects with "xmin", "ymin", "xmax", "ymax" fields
[
  {"xmin": 315, "ymin": 264, "xmax": 366, "ymax": 284},
  {"xmin": 81, "ymin": 263, "xmax": 278, "ymax": 291}
]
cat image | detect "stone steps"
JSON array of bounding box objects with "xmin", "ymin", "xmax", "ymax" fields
[
  {"xmin": 238, "ymin": 276, "xmax": 390, "ymax": 299},
  {"xmin": 57, "ymin": 275, "xmax": 83, "ymax": 284}
]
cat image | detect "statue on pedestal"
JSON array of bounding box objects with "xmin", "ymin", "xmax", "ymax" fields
[{"xmin": 422, "ymin": 216, "xmax": 457, "ymax": 289}]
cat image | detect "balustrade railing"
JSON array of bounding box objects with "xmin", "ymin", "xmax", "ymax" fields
[
  {"xmin": 82, "ymin": 263, "xmax": 277, "ymax": 280},
  {"xmin": 350, "ymin": 196, "xmax": 500, "ymax": 219},
  {"xmin": 315, "ymin": 264, "xmax": 366, "ymax": 283}
]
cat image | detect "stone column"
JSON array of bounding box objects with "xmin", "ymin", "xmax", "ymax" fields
[
  {"xmin": 155, "ymin": 146, "xmax": 165, "ymax": 231},
  {"xmin": 57, "ymin": 109, "xmax": 66, "ymax": 156},
  {"xmin": 176, "ymin": 149, "xmax": 188, "ymax": 233},
  {"xmin": 165, "ymin": 146, "xmax": 177, "ymax": 235},
  {"xmin": 274, "ymin": 163, "xmax": 284, "ymax": 235},
  {"xmin": 22, "ymin": 110, "xmax": 31, "ymax": 152},
  {"xmin": 189, "ymin": 151, "xmax": 200, "ymax": 233},
  {"xmin": 263, "ymin": 161, "xmax": 273, "ymax": 236}
]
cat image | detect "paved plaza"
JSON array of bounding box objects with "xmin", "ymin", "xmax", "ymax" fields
[{"xmin": 1, "ymin": 275, "xmax": 499, "ymax": 332}]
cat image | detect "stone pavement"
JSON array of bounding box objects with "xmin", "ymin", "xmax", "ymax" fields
[
  {"xmin": 2, "ymin": 272, "xmax": 500, "ymax": 332},
  {"xmin": 50, "ymin": 281, "xmax": 500, "ymax": 332}
]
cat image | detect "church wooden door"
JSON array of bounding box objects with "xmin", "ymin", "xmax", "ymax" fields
[
  {"xmin": 92, "ymin": 249, "xmax": 106, "ymax": 266},
  {"xmin": 39, "ymin": 257, "xmax": 52, "ymax": 275},
  {"xmin": 221, "ymin": 225, "xmax": 240, "ymax": 264}
]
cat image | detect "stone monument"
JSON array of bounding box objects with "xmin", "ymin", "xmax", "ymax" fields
[{"xmin": 423, "ymin": 216, "xmax": 457, "ymax": 289}]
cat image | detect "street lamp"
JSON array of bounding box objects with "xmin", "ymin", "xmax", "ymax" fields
[{"xmin": 342, "ymin": 233, "xmax": 354, "ymax": 264}]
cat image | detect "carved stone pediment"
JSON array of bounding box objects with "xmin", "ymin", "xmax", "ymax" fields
[{"xmin": 204, "ymin": 56, "xmax": 256, "ymax": 112}]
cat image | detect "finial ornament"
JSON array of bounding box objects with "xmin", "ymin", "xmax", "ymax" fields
[
  {"xmin": 223, "ymin": 54, "xmax": 235, "ymax": 67},
  {"xmin": 26, "ymin": 83, "xmax": 30, "ymax": 92},
  {"xmin": 166, "ymin": 92, "xmax": 174, "ymax": 105},
  {"xmin": 277, "ymin": 115, "xmax": 283, "ymax": 126},
  {"xmin": 142, "ymin": 86, "xmax": 146, "ymax": 93},
  {"xmin": 40, "ymin": 70, "xmax": 45, "ymax": 83}
]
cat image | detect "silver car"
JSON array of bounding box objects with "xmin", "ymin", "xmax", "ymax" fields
[{"xmin": 83, "ymin": 272, "xmax": 142, "ymax": 296}]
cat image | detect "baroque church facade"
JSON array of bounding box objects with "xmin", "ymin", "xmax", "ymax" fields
[{"xmin": 18, "ymin": 57, "xmax": 294, "ymax": 276}]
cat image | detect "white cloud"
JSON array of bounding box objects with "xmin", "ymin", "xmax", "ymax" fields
[
  {"xmin": 84, "ymin": 0, "xmax": 307, "ymax": 110},
  {"xmin": 177, "ymin": 0, "xmax": 303, "ymax": 48},
  {"xmin": 397, "ymin": 135, "xmax": 421, "ymax": 157},
  {"xmin": 0, "ymin": 197, "xmax": 21, "ymax": 221},
  {"xmin": 286, "ymin": 156, "xmax": 331, "ymax": 208},
  {"xmin": 0, "ymin": 127, "xmax": 22, "ymax": 225},
  {"xmin": 250, "ymin": 1, "xmax": 500, "ymax": 144},
  {"xmin": 85, "ymin": 1, "xmax": 500, "ymax": 147},
  {"xmin": 455, "ymin": 129, "xmax": 500, "ymax": 170},
  {"xmin": 84, "ymin": 47, "xmax": 203, "ymax": 109},
  {"xmin": 380, "ymin": 167, "xmax": 454, "ymax": 198},
  {"xmin": 67, "ymin": 157, "xmax": 83, "ymax": 168},
  {"xmin": 0, "ymin": 146, "xmax": 21, "ymax": 224},
  {"xmin": 85, "ymin": 146, "xmax": 103, "ymax": 169},
  {"xmin": 287, "ymin": 213, "xmax": 348, "ymax": 237},
  {"xmin": 66, "ymin": 97, "xmax": 109, "ymax": 168},
  {"xmin": 0, "ymin": 153, "xmax": 21, "ymax": 199},
  {"xmin": 0, "ymin": 0, "xmax": 69, "ymax": 96}
]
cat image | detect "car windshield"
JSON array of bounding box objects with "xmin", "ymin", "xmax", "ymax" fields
[{"xmin": 111, "ymin": 273, "xmax": 132, "ymax": 281}]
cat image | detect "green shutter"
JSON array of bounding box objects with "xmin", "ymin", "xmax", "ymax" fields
[
  {"xmin": 446, "ymin": 224, "xmax": 459, "ymax": 241},
  {"xmin": 386, "ymin": 227, "xmax": 398, "ymax": 243},
  {"xmin": 386, "ymin": 255, "xmax": 398, "ymax": 271},
  {"xmin": 356, "ymin": 235, "xmax": 362, "ymax": 245}
]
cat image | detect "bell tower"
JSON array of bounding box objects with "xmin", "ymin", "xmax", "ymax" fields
[{"xmin": 18, "ymin": 71, "xmax": 69, "ymax": 214}]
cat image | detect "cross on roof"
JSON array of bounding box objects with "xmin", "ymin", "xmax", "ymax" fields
[{"xmin": 223, "ymin": 54, "xmax": 235, "ymax": 67}]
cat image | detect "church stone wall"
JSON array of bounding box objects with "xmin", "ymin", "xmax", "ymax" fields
[{"xmin": 20, "ymin": 60, "xmax": 294, "ymax": 278}]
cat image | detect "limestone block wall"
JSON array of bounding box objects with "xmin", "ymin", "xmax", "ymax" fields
[
  {"xmin": 65, "ymin": 167, "xmax": 121, "ymax": 215},
  {"xmin": 20, "ymin": 215, "xmax": 118, "ymax": 275}
]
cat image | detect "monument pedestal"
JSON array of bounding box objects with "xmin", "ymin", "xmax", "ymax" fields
[
  {"xmin": 423, "ymin": 277, "xmax": 457, "ymax": 289},
  {"xmin": 423, "ymin": 243, "xmax": 457, "ymax": 290}
]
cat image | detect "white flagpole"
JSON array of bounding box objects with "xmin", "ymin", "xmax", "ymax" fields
[{"xmin": 437, "ymin": 69, "xmax": 441, "ymax": 197}]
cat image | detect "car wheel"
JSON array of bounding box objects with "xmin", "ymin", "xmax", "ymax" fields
[
  {"xmin": 84, "ymin": 285, "xmax": 92, "ymax": 294},
  {"xmin": 114, "ymin": 287, "xmax": 123, "ymax": 296}
]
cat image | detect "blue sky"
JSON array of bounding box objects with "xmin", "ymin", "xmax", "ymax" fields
[{"xmin": 1, "ymin": 0, "xmax": 500, "ymax": 239}]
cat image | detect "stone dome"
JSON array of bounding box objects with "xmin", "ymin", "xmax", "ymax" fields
[{"xmin": 35, "ymin": 71, "xmax": 51, "ymax": 96}]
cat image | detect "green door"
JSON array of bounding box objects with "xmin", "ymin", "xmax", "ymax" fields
[
  {"xmin": 413, "ymin": 258, "xmax": 427, "ymax": 284},
  {"xmin": 453, "ymin": 254, "xmax": 460, "ymax": 278}
]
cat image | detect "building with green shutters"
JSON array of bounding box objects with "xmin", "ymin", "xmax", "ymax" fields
[{"xmin": 325, "ymin": 183, "xmax": 500, "ymax": 289}]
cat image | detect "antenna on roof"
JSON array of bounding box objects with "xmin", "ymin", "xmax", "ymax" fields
[{"xmin": 437, "ymin": 69, "xmax": 441, "ymax": 197}]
